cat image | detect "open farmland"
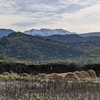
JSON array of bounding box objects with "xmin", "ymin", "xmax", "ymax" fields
[
  {"xmin": 0, "ymin": 70, "xmax": 100, "ymax": 100},
  {"xmin": 0, "ymin": 61, "xmax": 100, "ymax": 99}
]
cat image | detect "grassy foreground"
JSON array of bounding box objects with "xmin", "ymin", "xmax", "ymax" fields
[
  {"xmin": 0, "ymin": 80, "xmax": 100, "ymax": 100},
  {"xmin": 0, "ymin": 72, "xmax": 100, "ymax": 100}
]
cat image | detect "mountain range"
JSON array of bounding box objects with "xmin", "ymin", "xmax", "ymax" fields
[
  {"xmin": 0, "ymin": 28, "xmax": 100, "ymax": 38},
  {"xmin": 24, "ymin": 28, "xmax": 71, "ymax": 36},
  {"xmin": 0, "ymin": 32, "xmax": 83, "ymax": 61},
  {"xmin": 0, "ymin": 28, "xmax": 100, "ymax": 63}
]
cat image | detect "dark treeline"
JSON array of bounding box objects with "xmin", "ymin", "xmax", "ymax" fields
[{"xmin": 0, "ymin": 61, "xmax": 100, "ymax": 76}]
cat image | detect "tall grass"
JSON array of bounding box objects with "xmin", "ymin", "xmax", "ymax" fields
[{"xmin": 0, "ymin": 79, "xmax": 100, "ymax": 100}]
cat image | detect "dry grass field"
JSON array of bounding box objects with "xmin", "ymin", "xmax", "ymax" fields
[
  {"xmin": 0, "ymin": 70, "xmax": 100, "ymax": 100},
  {"xmin": 0, "ymin": 80, "xmax": 100, "ymax": 100}
]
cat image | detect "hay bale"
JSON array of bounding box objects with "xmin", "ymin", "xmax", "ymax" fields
[
  {"xmin": 37, "ymin": 73, "xmax": 46, "ymax": 79},
  {"xmin": 80, "ymin": 71, "xmax": 91, "ymax": 78},
  {"xmin": 74, "ymin": 71, "xmax": 82, "ymax": 78},
  {"xmin": 64, "ymin": 72, "xmax": 80, "ymax": 81},
  {"xmin": 80, "ymin": 78, "xmax": 91, "ymax": 81},
  {"xmin": 46, "ymin": 74, "xmax": 53, "ymax": 80},
  {"xmin": 2, "ymin": 72, "xmax": 10, "ymax": 75},
  {"xmin": 58, "ymin": 73, "xmax": 67, "ymax": 79},
  {"xmin": 87, "ymin": 70, "xmax": 97, "ymax": 78},
  {"xmin": 21, "ymin": 73, "xmax": 30, "ymax": 77},
  {"xmin": 46, "ymin": 73, "xmax": 63, "ymax": 80}
]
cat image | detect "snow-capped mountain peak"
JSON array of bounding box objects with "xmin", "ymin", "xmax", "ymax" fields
[{"xmin": 24, "ymin": 28, "xmax": 71, "ymax": 36}]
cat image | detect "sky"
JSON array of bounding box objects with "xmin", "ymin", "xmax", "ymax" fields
[{"xmin": 0, "ymin": 0, "xmax": 100, "ymax": 34}]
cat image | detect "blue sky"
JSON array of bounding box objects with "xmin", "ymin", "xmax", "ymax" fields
[{"xmin": 0, "ymin": 0, "xmax": 100, "ymax": 33}]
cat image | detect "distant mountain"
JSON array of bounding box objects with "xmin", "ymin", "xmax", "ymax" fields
[
  {"xmin": 25, "ymin": 28, "xmax": 100, "ymax": 43},
  {"xmin": 0, "ymin": 31, "xmax": 100, "ymax": 63},
  {"xmin": 79, "ymin": 32, "xmax": 100, "ymax": 37},
  {"xmin": 46, "ymin": 34, "xmax": 100, "ymax": 43},
  {"xmin": 0, "ymin": 32, "xmax": 83, "ymax": 61},
  {"xmin": 46, "ymin": 34, "xmax": 83, "ymax": 42},
  {"xmin": 0, "ymin": 29, "xmax": 14, "ymax": 37},
  {"xmin": 24, "ymin": 28, "xmax": 71, "ymax": 36}
]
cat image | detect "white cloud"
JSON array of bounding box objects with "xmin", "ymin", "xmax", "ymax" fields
[
  {"xmin": 58, "ymin": 3, "xmax": 100, "ymax": 33},
  {"xmin": 0, "ymin": 0, "xmax": 100, "ymax": 33}
]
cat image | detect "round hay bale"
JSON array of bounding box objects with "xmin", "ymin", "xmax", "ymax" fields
[
  {"xmin": 37, "ymin": 73, "xmax": 46, "ymax": 79},
  {"xmin": 87, "ymin": 70, "xmax": 97, "ymax": 78},
  {"xmin": 21, "ymin": 73, "xmax": 30, "ymax": 77},
  {"xmin": 46, "ymin": 73, "xmax": 63, "ymax": 80},
  {"xmin": 2, "ymin": 72, "xmax": 10, "ymax": 75},
  {"xmin": 74, "ymin": 71, "xmax": 82, "ymax": 78},
  {"xmin": 80, "ymin": 71, "xmax": 91, "ymax": 79},
  {"xmin": 64, "ymin": 72, "xmax": 80, "ymax": 81},
  {"xmin": 46, "ymin": 74, "xmax": 53, "ymax": 80},
  {"xmin": 58, "ymin": 73, "xmax": 67, "ymax": 79}
]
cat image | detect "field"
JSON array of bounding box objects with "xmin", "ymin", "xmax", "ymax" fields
[
  {"xmin": 0, "ymin": 73, "xmax": 100, "ymax": 100},
  {"xmin": 0, "ymin": 61, "xmax": 100, "ymax": 100}
]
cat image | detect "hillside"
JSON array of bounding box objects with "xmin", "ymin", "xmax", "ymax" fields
[
  {"xmin": 46, "ymin": 34, "xmax": 100, "ymax": 43},
  {"xmin": 46, "ymin": 34, "xmax": 82, "ymax": 42},
  {"xmin": 74, "ymin": 46, "xmax": 100, "ymax": 64},
  {"xmin": 0, "ymin": 31, "xmax": 100, "ymax": 63},
  {"xmin": 80, "ymin": 32, "xmax": 100, "ymax": 37},
  {"xmin": 82, "ymin": 47, "xmax": 100, "ymax": 57},
  {"xmin": 0, "ymin": 32, "xmax": 83, "ymax": 61}
]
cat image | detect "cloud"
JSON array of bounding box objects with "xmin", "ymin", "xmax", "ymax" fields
[{"xmin": 0, "ymin": 0, "xmax": 100, "ymax": 33}]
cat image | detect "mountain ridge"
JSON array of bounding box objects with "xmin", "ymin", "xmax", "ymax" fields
[
  {"xmin": 0, "ymin": 28, "xmax": 100, "ymax": 38},
  {"xmin": 24, "ymin": 28, "xmax": 71, "ymax": 36},
  {"xmin": 0, "ymin": 32, "xmax": 83, "ymax": 61},
  {"xmin": 0, "ymin": 28, "xmax": 14, "ymax": 37},
  {"xmin": 79, "ymin": 32, "xmax": 100, "ymax": 37}
]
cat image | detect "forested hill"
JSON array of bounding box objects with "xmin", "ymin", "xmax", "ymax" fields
[
  {"xmin": 46, "ymin": 34, "xmax": 100, "ymax": 43},
  {"xmin": 0, "ymin": 32, "xmax": 83, "ymax": 61},
  {"xmin": 82, "ymin": 47, "xmax": 100, "ymax": 58}
]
